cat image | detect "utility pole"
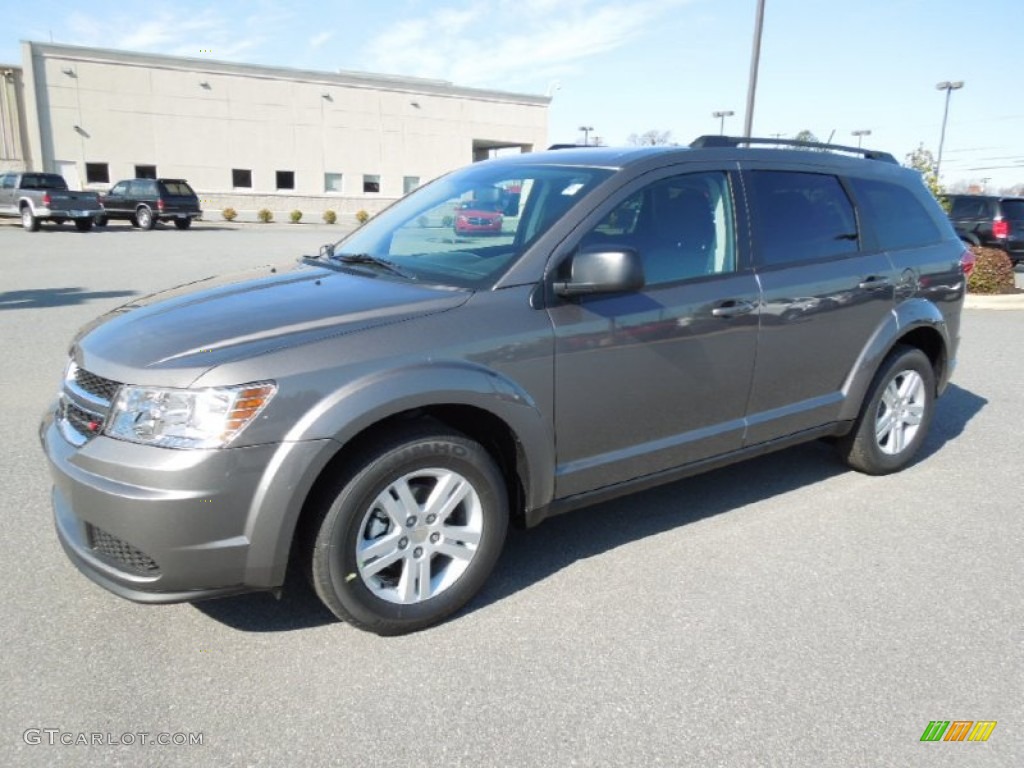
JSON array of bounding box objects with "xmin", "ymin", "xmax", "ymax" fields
[
  {"xmin": 742, "ymin": 0, "xmax": 767, "ymax": 137},
  {"xmin": 935, "ymin": 80, "xmax": 964, "ymax": 178}
]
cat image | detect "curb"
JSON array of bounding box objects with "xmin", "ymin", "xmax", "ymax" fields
[{"xmin": 964, "ymin": 292, "xmax": 1024, "ymax": 310}]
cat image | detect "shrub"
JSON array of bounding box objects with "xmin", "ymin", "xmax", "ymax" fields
[
  {"xmin": 257, "ymin": 208, "xmax": 273, "ymax": 223},
  {"xmin": 290, "ymin": 209, "xmax": 303, "ymax": 223},
  {"xmin": 221, "ymin": 207, "xmax": 237, "ymax": 222},
  {"xmin": 322, "ymin": 209, "xmax": 337, "ymax": 224},
  {"xmin": 355, "ymin": 209, "xmax": 370, "ymax": 225},
  {"xmin": 968, "ymin": 245, "xmax": 1016, "ymax": 294},
  {"xmin": 441, "ymin": 215, "xmax": 453, "ymax": 228}
]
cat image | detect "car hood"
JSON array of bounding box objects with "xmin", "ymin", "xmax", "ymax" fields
[{"xmin": 72, "ymin": 263, "xmax": 471, "ymax": 387}]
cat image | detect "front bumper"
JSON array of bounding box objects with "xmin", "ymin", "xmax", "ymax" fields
[{"xmin": 40, "ymin": 407, "xmax": 328, "ymax": 603}]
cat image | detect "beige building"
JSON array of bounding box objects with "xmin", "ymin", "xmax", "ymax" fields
[{"xmin": 1, "ymin": 41, "xmax": 549, "ymax": 220}]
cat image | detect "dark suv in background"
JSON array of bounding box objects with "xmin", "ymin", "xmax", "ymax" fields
[
  {"xmin": 41, "ymin": 136, "xmax": 970, "ymax": 635},
  {"xmin": 97, "ymin": 178, "xmax": 202, "ymax": 230},
  {"xmin": 945, "ymin": 194, "xmax": 1024, "ymax": 265}
]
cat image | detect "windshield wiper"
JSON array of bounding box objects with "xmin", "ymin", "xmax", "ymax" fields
[{"xmin": 331, "ymin": 252, "xmax": 415, "ymax": 279}]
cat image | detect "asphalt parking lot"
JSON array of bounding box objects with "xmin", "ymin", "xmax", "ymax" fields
[{"xmin": 1, "ymin": 221, "xmax": 1021, "ymax": 767}]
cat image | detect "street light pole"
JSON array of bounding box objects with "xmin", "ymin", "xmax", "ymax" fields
[
  {"xmin": 578, "ymin": 125, "xmax": 594, "ymax": 146},
  {"xmin": 935, "ymin": 80, "xmax": 964, "ymax": 178},
  {"xmin": 742, "ymin": 0, "xmax": 767, "ymax": 137},
  {"xmin": 712, "ymin": 110, "xmax": 735, "ymax": 135},
  {"xmin": 851, "ymin": 129, "xmax": 871, "ymax": 148}
]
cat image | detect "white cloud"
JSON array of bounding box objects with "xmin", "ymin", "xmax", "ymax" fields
[
  {"xmin": 361, "ymin": 0, "xmax": 691, "ymax": 89},
  {"xmin": 309, "ymin": 31, "xmax": 333, "ymax": 50},
  {"xmin": 64, "ymin": 9, "xmax": 262, "ymax": 61}
]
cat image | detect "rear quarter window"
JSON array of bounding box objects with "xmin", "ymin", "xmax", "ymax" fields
[
  {"xmin": 949, "ymin": 197, "xmax": 989, "ymax": 218},
  {"xmin": 1000, "ymin": 199, "xmax": 1024, "ymax": 219},
  {"xmin": 159, "ymin": 181, "xmax": 196, "ymax": 197},
  {"xmin": 849, "ymin": 177, "xmax": 943, "ymax": 251}
]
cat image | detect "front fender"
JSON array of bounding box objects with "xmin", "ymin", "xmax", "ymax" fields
[
  {"xmin": 287, "ymin": 360, "xmax": 554, "ymax": 510},
  {"xmin": 247, "ymin": 361, "xmax": 554, "ymax": 587},
  {"xmin": 838, "ymin": 299, "xmax": 950, "ymax": 422}
]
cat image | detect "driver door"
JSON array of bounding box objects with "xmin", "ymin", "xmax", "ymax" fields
[{"xmin": 548, "ymin": 168, "xmax": 761, "ymax": 498}]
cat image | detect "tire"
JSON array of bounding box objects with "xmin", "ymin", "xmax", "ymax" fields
[
  {"xmin": 95, "ymin": 215, "xmax": 108, "ymax": 227},
  {"xmin": 21, "ymin": 207, "xmax": 39, "ymax": 232},
  {"xmin": 136, "ymin": 206, "xmax": 155, "ymax": 230},
  {"xmin": 74, "ymin": 219, "xmax": 92, "ymax": 232},
  {"xmin": 174, "ymin": 218, "xmax": 192, "ymax": 230},
  {"xmin": 303, "ymin": 426, "xmax": 508, "ymax": 635},
  {"xmin": 837, "ymin": 345, "xmax": 935, "ymax": 475}
]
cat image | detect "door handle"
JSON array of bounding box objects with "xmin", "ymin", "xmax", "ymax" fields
[
  {"xmin": 711, "ymin": 300, "xmax": 756, "ymax": 318},
  {"xmin": 857, "ymin": 275, "xmax": 891, "ymax": 290}
]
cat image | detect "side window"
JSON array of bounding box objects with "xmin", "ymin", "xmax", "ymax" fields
[
  {"xmin": 110, "ymin": 182, "xmax": 128, "ymax": 196},
  {"xmin": 950, "ymin": 197, "xmax": 985, "ymax": 218},
  {"xmin": 749, "ymin": 171, "xmax": 858, "ymax": 267},
  {"xmin": 0, "ymin": 174, "xmax": 13, "ymax": 189},
  {"xmin": 581, "ymin": 171, "xmax": 737, "ymax": 287},
  {"xmin": 849, "ymin": 177, "xmax": 943, "ymax": 250}
]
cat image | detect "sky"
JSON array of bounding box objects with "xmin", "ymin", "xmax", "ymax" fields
[{"xmin": 3, "ymin": 0, "xmax": 1022, "ymax": 191}]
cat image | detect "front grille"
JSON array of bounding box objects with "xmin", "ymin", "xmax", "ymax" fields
[
  {"xmin": 59, "ymin": 363, "xmax": 118, "ymax": 445},
  {"xmin": 88, "ymin": 525, "xmax": 160, "ymax": 575},
  {"xmin": 73, "ymin": 367, "xmax": 121, "ymax": 401},
  {"xmin": 64, "ymin": 401, "xmax": 104, "ymax": 437}
]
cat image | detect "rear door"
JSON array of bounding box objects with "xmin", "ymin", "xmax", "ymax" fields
[
  {"xmin": 741, "ymin": 166, "xmax": 897, "ymax": 444},
  {"xmin": 998, "ymin": 198, "xmax": 1024, "ymax": 260},
  {"xmin": 548, "ymin": 165, "xmax": 761, "ymax": 497}
]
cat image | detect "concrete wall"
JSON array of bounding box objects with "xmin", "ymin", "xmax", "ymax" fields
[
  {"xmin": 20, "ymin": 42, "xmax": 549, "ymax": 199},
  {"xmin": 0, "ymin": 65, "xmax": 29, "ymax": 173}
]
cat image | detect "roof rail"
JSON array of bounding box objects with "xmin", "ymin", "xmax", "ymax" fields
[
  {"xmin": 547, "ymin": 143, "xmax": 597, "ymax": 150},
  {"xmin": 689, "ymin": 135, "xmax": 898, "ymax": 164}
]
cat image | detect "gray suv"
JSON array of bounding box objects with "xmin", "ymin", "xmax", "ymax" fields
[{"xmin": 40, "ymin": 136, "xmax": 971, "ymax": 635}]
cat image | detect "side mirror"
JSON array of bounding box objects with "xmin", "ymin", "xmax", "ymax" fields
[{"xmin": 555, "ymin": 246, "xmax": 645, "ymax": 297}]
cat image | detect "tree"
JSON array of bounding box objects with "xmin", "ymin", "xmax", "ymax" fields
[
  {"xmin": 793, "ymin": 129, "xmax": 819, "ymax": 144},
  {"xmin": 904, "ymin": 143, "xmax": 945, "ymax": 205},
  {"xmin": 627, "ymin": 130, "xmax": 674, "ymax": 146}
]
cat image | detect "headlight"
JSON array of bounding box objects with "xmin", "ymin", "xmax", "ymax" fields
[{"xmin": 106, "ymin": 382, "xmax": 276, "ymax": 449}]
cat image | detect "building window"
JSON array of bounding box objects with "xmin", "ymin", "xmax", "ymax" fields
[
  {"xmin": 135, "ymin": 165, "xmax": 157, "ymax": 179},
  {"xmin": 232, "ymin": 169, "xmax": 252, "ymax": 188},
  {"xmin": 85, "ymin": 163, "xmax": 109, "ymax": 184},
  {"xmin": 363, "ymin": 174, "xmax": 380, "ymax": 194},
  {"xmin": 403, "ymin": 176, "xmax": 420, "ymax": 195},
  {"xmin": 324, "ymin": 173, "xmax": 343, "ymax": 193},
  {"xmin": 276, "ymin": 171, "xmax": 295, "ymax": 190}
]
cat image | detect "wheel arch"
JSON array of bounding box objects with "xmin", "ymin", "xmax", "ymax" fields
[
  {"xmin": 246, "ymin": 365, "xmax": 553, "ymax": 589},
  {"xmin": 838, "ymin": 299, "xmax": 951, "ymax": 422}
]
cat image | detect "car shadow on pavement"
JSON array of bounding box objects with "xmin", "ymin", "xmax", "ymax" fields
[
  {"xmin": 0, "ymin": 287, "xmax": 137, "ymax": 310},
  {"xmin": 194, "ymin": 382, "xmax": 987, "ymax": 634}
]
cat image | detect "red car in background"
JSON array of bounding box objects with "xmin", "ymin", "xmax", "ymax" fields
[{"xmin": 454, "ymin": 199, "xmax": 503, "ymax": 235}]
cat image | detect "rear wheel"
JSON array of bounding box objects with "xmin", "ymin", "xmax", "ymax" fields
[
  {"xmin": 304, "ymin": 426, "xmax": 508, "ymax": 635},
  {"xmin": 73, "ymin": 219, "xmax": 93, "ymax": 232},
  {"xmin": 174, "ymin": 218, "xmax": 192, "ymax": 230},
  {"xmin": 21, "ymin": 207, "xmax": 39, "ymax": 232},
  {"xmin": 837, "ymin": 345, "xmax": 935, "ymax": 475},
  {"xmin": 136, "ymin": 206, "xmax": 155, "ymax": 230}
]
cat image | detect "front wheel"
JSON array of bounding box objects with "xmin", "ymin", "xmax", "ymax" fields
[
  {"xmin": 304, "ymin": 427, "xmax": 508, "ymax": 635},
  {"xmin": 837, "ymin": 345, "xmax": 935, "ymax": 475},
  {"xmin": 95, "ymin": 215, "xmax": 108, "ymax": 227}
]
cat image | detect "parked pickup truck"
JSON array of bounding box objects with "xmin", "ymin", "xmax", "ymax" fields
[{"xmin": 0, "ymin": 172, "xmax": 103, "ymax": 231}]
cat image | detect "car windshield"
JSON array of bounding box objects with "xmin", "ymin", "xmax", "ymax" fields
[{"xmin": 331, "ymin": 163, "xmax": 612, "ymax": 289}]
